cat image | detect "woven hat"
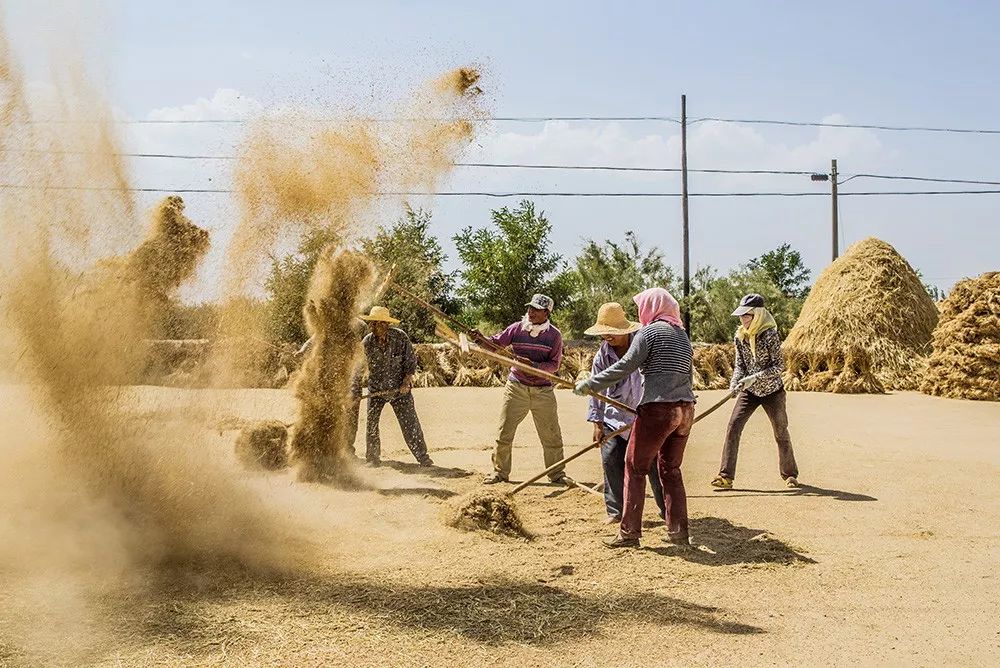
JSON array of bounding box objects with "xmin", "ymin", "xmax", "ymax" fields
[
  {"xmin": 583, "ymin": 302, "xmax": 641, "ymax": 336},
  {"xmin": 359, "ymin": 305, "xmax": 400, "ymax": 324}
]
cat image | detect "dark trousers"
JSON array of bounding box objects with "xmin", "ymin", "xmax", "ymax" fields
[
  {"xmin": 601, "ymin": 430, "xmax": 665, "ymax": 520},
  {"xmin": 720, "ymin": 388, "xmax": 798, "ymax": 480},
  {"xmin": 620, "ymin": 401, "xmax": 695, "ymax": 540},
  {"xmin": 363, "ymin": 393, "xmax": 430, "ymax": 464}
]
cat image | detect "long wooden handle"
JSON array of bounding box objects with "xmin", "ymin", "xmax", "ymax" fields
[
  {"xmin": 390, "ymin": 281, "xmax": 508, "ymax": 356},
  {"xmin": 510, "ymin": 423, "xmax": 631, "ymax": 495},
  {"xmin": 692, "ymin": 390, "xmax": 737, "ymax": 424}
]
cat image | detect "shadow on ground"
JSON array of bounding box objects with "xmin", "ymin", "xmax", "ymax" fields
[
  {"xmin": 376, "ymin": 486, "xmax": 457, "ymax": 500},
  {"xmin": 690, "ymin": 484, "xmax": 876, "ymax": 502},
  {"xmin": 132, "ymin": 568, "xmax": 764, "ymax": 659},
  {"xmin": 382, "ymin": 460, "xmax": 473, "ymax": 479},
  {"xmin": 649, "ymin": 516, "xmax": 816, "ymax": 566}
]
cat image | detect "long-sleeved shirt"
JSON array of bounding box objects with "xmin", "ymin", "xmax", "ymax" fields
[
  {"xmin": 587, "ymin": 337, "xmax": 642, "ymax": 434},
  {"xmin": 489, "ymin": 321, "xmax": 563, "ymax": 387},
  {"xmin": 588, "ymin": 320, "xmax": 695, "ymax": 406},
  {"xmin": 361, "ymin": 328, "xmax": 418, "ymax": 393},
  {"xmin": 730, "ymin": 327, "xmax": 785, "ymax": 397}
]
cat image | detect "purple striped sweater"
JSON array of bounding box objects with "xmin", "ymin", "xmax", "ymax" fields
[{"xmin": 489, "ymin": 321, "xmax": 563, "ymax": 387}]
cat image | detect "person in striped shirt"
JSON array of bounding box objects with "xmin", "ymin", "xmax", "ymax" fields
[
  {"xmin": 473, "ymin": 294, "xmax": 567, "ymax": 485},
  {"xmin": 576, "ymin": 287, "xmax": 696, "ymax": 548}
]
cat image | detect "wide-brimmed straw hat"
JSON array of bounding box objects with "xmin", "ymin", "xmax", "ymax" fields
[
  {"xmin": 583, "ymin": 302, "xmax": 641, "ymax": 336},
  {"xmin": 359, "ymin": 305, "xmax": 400, "ymax": 324}
]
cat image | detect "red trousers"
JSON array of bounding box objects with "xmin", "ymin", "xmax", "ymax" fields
[{"xmin": 620, "ymin": 401, "xmax": 695, "ymax": 540}]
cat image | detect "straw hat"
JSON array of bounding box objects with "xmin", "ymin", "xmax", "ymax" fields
[
  {"xmin": 359, "ymin": 305, "xmax": 400, "ymax": 325},
  {"xmin": 583, "ymin": 302, "xmax": 641, "ymax": 336}
]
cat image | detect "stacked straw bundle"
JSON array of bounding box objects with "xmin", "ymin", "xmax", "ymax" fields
[
  {"xmin": 783, "ymin": 238, "xmax": 938, "ymax": 393},
  {"xmin": 692, "ymin": 343, "xmax": 736, "ymax": 390},
  {"xmin": 920, "ymin": 272, "xmax": 1000, "ymax": 401}
]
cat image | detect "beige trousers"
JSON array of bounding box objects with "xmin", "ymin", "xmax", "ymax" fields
[{"xmin": 492, "ymin": 380, "xmax": 565, "ymax": 480}]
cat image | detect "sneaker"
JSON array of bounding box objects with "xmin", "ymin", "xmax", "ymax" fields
[
  {"xmin": 785, "ymin": 476, "xmax": 800, "ymax": 488},
  {"xmin": 603, "ymin": 534, "xmax": 640, "ymax": 549},
  {"xmin": 482, "ymin": 472, "xmax": 508, "ymax": 485},
  {"xmin": 711, "ymin": 475, "xmax": 733, "ymax": 489}
]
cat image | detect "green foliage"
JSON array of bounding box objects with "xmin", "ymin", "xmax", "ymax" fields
[
  {"xmin": 361, "ymin": 206, "xmax": 457, "ymax": 342},
  {"xmin": 264, "ymin": 227, "xmax": 340, "ymax": 343},
  {"xmin": 915, "ymin": 269, "xmax": 947, "ymax": 302},
  {"xmin": 453, "ymin": 200, "xmax": 573, "ymax": 329},
  {"xmin": 560, "ymin": 231, "xmax": 676, "ymax": 338},
  {"xmin": 685, "ymin": 266, "xmax": 804, "ymax": 343},
  {"xmin": 747, "ymin": 243, "xmax": 812, "ymax": 298}
]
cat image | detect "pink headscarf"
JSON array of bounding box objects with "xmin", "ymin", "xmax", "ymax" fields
[{"xmin": 634, "ymin": 287, "xmax": 684, "ymax": 327}]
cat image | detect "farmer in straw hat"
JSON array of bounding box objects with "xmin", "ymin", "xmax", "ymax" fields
[
  {"xmin": 352, "ymin": 305, "xmax": 433, "ymax": 468},
  {"xmin": 472, "ymin": 294, "xmax": 567, "ymax": 485},
  {"xmin": 584, "ymin": 302, "xmax": 665, "ymax": 524},
  {"xmin": 575, "ymin": 288, "xmax": 695, "ymax": 549},
  {"xmin": 712, "ymin": 293, "xmax": 799, "ymax": 489}
]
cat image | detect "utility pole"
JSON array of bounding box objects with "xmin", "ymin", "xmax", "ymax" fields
[
  {"xmin": 830, "ymin": 158, "xmax": 839, "ymax": 261},
  {"xmin": 680, "ymin": 94, "xmax": 691, "ymax": 332}
]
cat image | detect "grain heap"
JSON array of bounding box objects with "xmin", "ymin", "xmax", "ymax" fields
[
  {"xmin": 783, "ymin": 238, "xmax": 938, "ymax": 393},
  {"xmin": 920, "ymin": 272, "xmax": 1000, "ymax": 401}
]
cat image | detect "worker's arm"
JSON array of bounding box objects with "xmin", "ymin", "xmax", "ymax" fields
[
  {"xmin": 533, "ymin": 331, "xmax": 563, "ymax": 375},
  {"xmin": 586, "ymin": 331, "xmax": 649, "ymax": 393},
  {"xmin": 586, "ymin": 352, "xmax": 606, "ymax": 442},
  {"xmin": 729, "ymin": 333, "xmax": 747, "ymax": 391}
]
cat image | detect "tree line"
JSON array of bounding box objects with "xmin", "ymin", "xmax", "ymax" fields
[{"xmin": 166, "ymin": 200, "xmax": 819, "ymax": 344}]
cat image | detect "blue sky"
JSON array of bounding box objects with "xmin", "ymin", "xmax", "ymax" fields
[{"xmin": 5, "ymin": 0, "xmax": 999, "ymax": 300}]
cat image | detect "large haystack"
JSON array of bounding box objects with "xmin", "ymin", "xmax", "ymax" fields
[
  {"xmin": 920, "ymin": 272, "xmax": 1000, "ymax": 401},
  {"xmin": 693, "ymin": 343, "xmax": 736, "ymax": 390},
  {"xmin": 783, "ymin": 238, "xmax": 938, "ymax": 393}
]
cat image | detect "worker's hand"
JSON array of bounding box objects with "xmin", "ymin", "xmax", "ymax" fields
[
  {"xmin": 736, "ymin": 372, "xmax": 762, "ymax": 392},
  {"xmin": 469, "ymin": 329, "xmax": 487, "ymax": 344},
  {"xmin": 514, "ymin": 355, "xmax": 534, "ymax": 367},
  {"xmin": 399, "ymin": 380, "xmax": 412, "ymax": 395},
  {"xmin": 592, "ymin": 422, "xmax": 605, "ymax": 443},
  {"xmin": 573, "ymin": 379, "xmax": 592, "ymax": 396}
]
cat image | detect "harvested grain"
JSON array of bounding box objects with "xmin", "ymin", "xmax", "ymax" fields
[
  {"xmin": 446, "ymin": 491, "xmax": 531, "ymax": 539},
  {"xmin": 235, "ymin": 421, "xmax": 290, "ymax": 471}
]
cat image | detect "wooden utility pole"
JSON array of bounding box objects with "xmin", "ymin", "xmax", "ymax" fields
[
  {"xmin": 831, "ymin": 158, "xmax": 839, "ymax": 261},
  {"xmin": 680, "ymin": 94, "xmax": 691, "ymax": 332}
]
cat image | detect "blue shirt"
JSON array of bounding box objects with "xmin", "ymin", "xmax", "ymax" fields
[{"xmin": 586, "ymin": 336, "xmax": 643, "ymax": 435}]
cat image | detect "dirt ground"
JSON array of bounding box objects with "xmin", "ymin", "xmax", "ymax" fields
[{"xmin": 3, "ymin": 385, "xmax": 999, "ymax": 667}]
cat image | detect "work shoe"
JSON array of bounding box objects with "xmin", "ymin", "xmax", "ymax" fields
[
  {"xmin": 784, "ymin": 476, "xmax": 800, "ymax": 488},
  {"xmin": 549, "ymin": 474, "xmax": 569, "ymax": 486},
  {"xmin": 482, "ymin": 472, "xmax": 508, "ymax": 485},
  {"xmin": 711, "ymin": 475, "xmax": 733, "ymax": 489},
  {"xmin": 603, "ymin": 534, "xmax": 640, "ymax": 549}
]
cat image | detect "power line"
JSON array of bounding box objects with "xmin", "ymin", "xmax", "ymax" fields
[
  {"xmin": 17, "ymin": 115, "xmax": 682, "ymax": 125},
  {"xmin": 691, "ymin": 116, "xmax": 1000, "ymax": 135},
  {"xmin": 5, "ymin": 183, "xmax": 1000, "ymax": 197}
]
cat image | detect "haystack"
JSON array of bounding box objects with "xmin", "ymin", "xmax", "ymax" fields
[
  {"xmin": 692, "ymin": 343, "xmax": 736, "ymax": 390},
  {"xmin": 234, "ymin": 420, "xmax": 289, "ymax": 471},
  {"xmin": 920, "ymin": 272, "xmax": 1000, "ymax": 401},
  {"xmin": 445, "ymin": 491, "xmax": 531, "ymax": 538},
  {"xmin": 412, "ymin": 343, "xmax": 455, "ymax": 387},
  {"xmin": 783, "ymin": 238, "xmax": 938, "ymax": 393}
]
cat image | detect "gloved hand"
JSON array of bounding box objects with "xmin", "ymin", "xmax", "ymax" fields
[
  {"xmin": 573, "ymin": 379, "xmax": 592, "ymax": 396},
  {"xmin": 736, "ymin": 372, "xmax": 762, "ymax": 392}
]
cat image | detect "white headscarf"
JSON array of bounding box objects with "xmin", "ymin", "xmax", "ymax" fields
[{"xmin": 520, "ymin": 313, "xmax": 551, "ymax": 338}]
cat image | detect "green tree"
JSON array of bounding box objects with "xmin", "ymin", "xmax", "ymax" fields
[
  {"xmin": 453, "ymin": 200, "xmax": 573, "ymax": 329},
  {"xmin": 685, "ymin": 266, "xmax": 804, "ymax": 343},
  {"xmin": 747, "ymin": 243, "xmax": 812, "ymax": 298},
  {"xmin": 561, "ymin": 231, "xmax": 676, "ymax": 338},
  {"xmin": 264, "ymin": 227, "xmax": 340, "ymax": 343},
  {"xmin": 362, "ymin": 206, "xmax": 457, "ymax": 342}
]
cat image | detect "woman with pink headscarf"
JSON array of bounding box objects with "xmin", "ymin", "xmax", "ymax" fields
[{"xmin": 575, "ymin": 287, "xmax": 696, "ymax": 548}]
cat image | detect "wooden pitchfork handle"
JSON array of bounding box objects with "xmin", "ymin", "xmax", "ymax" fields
[{"xmin": 510, "ymin": 390, "xmax": 737, "ymax": 496}]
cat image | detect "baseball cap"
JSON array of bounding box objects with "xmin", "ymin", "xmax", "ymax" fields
[
  {"xmin": 525, "ymin": 293, "xmax": 554, "ymax": 311},
  {"xmin": 731, "ymin": 293, "xmax": 765, "ymax": 316}
]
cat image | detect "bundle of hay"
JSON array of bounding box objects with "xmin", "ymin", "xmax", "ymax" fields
[
  {"xmin": 451, "ymin": 348, "xmax": 506, "ymax": 387},
  {"xmin": 412, "ymin": 343, "xmax": 453, "ymax": 387},
  {"xmin": 783, "ymin": 238, "xmax": 938, "ymax": 393},
  {"xmin": 235, "ymin": 420, "xmax": 289, "ymax": 471},
  {"xmin": 445, "ymin": 491, "xmax": 531, "ymax": 538},
  {"xmin": 559, "ymin": 344, "xmax": 597, "ymax": 384},
  {"xmin": 692, "ymin": 343, "xmax": 736, "ymax": 390},
  {"xmin": 920, "ymin": 272, "xmax": 1000, "ymax": 401}
]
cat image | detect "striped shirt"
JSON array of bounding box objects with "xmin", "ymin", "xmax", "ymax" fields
[
  {"xmin": 588, "ymin": 320, "xmax": 695, "ymax": 406},
  {"xmin": 489, "ymin": 321, "xmax": 563, "ymax": 387}
]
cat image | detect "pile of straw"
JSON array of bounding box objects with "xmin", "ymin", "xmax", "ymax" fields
[
  {"xmin": 234, "ymin": 421, "xmax": 289, "ymax": 471},
  {"xmin": 445, "ymin": 491, "xmax": 531, "ymax": 538},
  {"xmin": 783, "ymin": 238, "xmax": 938, "ymax": 393},
  {"xmin": 692, "ymin": 343, "xmax": 736, "ymax": 390},
  {"xmin": 920, "ymin": 272, "xmax": 1000, "ymax": 401}
]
